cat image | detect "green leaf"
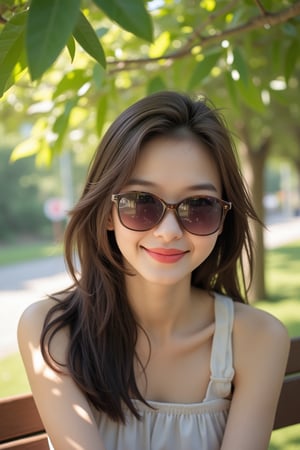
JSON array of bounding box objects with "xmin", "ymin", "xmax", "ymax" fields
[
  {"xmin": 73, "ymin": 11, "xmax": 106, "ymax": 68},
  {"xmin": 52, "ymin": 97, "xmax": 78, "ymax": 153},
  {"xmin": 10, "ymin": 138, "xmax": 40, "ymax": 162},
  {"xmin": 188, "ymin": 51, "xmax": 221, "ymax": 90},
  {"xmin": 35, "ymin": 141, "xmax": 53, "ymax": 167},
  {"xmin": 285, "ymin": 40, "xmax": 299, "ymax": 83},
  {"xmin": 236, "ymin": 77, "xmax": 265, "ymax": 114},
  {"xmin": 2, "ymin": 48, "xmax": 28, "ymax": 95},
  {"xmin": 53, "ymin": 69, "xmax": 91, "ymax": 99},
  {"xmin": 147, "ymin": 76, "xmax": 167, "ymax": 94},
  {"xmin": 0, "ymin": 12, "xmax": 26, "ymax": 96},
  {"xmin": 232, "ymin": 48, "xmax": 248, "ymax": 86},
  {"xmin": 149, "ymin": 31, "xmax": 170, "ymax": 58},
  {"xmin": 225, "ymin": 71, "xmax": 238, "ymax": 107},
  {"xmin": 93, "ymin": 64, "xmax": 106, "ymax": 90},
  {"xmin": 67, "ymin": 36, "xmax": 76, "ymax": 62},
  {"xmin": 93, "ymin": 0, "xmax": 153, "ymax": 42},
  {"xmin": 282, "ymin": 23, "xmax": 298, "ymax": 38},
  {"xmin": 270, "ymin": 39, "xmax": 282, "ymax": 74},
  {"xmin": 96, "ymin": 94, "xmax": 108, "ymax": 136},
  {"xmin": 26, "ymin": 0, "xmax": 80, "ymax": 80}
]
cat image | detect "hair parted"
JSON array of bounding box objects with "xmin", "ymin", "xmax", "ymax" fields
[{"xmin": 41, "ymin": 90, "xmax": 260, "ymax": 423}]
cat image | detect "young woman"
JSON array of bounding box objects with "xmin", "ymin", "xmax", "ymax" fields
[{"xmin": 18, "ymin": 91, "xmax": 290, "ymax": 450}]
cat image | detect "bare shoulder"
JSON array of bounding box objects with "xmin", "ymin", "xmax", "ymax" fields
[
  {"xmin": 18, "ymin": 298, "xmax": 53, "ymax": 335},
  {"xmin": 18, "ymin": 297, "xmax": 58, "ymax": 339},
  {"xmin": 233, "ymin": 302, "xmax": 289, "ymax": 345},
  {"xmin": 18, "ymin": 299, "xmax": 106, "ymax": 449},
  {"xmin": 20, "ymin": 297, "xmax": 54, "ymax": 321},
  {"xmin": 220, "ymin": 302, "xmax": 291, "ymax": 449},
  {"xmin": 18, "ymin": 296, "xmax": 69, "ymax": 366},
  {"xmin": 232, "ymin": 302, "xmax": 290, "ymax": 375}
]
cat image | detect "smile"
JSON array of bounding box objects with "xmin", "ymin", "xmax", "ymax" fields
[{"xmin": 143, "ymin": 247, "xmax": 188, "ymax": 264}]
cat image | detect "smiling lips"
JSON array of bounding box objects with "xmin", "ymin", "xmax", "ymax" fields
[{"xmin": 144, "ymin": 247, "xmax": 188, "ymax": 263}]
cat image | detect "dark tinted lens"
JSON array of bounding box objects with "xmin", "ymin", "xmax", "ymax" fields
[
  {"xmin": 118, "ymin": 192, "xmax": 164, "ymax": 231},
  {"xmin": 178, "ymin": 197, "xmax": 222, "ymax": 235}
]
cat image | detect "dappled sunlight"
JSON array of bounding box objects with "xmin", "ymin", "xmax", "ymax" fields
[
  {"xmin": 73, "ymin": 403, "xmax": 93, "ymax": 424},
  {"xmin": 29, "ymin": 341, "xmax": 62, "ymax": 383},
  {"xmin": 48, "ymin": 436, "xmax": 87, "ymax": 450},
  {"xmin": 65, "ymin": 437, "xmax": 85, "ymax": 450},
  {"xmin": 51, "ymin": 387, "xmax": 62, "ymax": 397}
]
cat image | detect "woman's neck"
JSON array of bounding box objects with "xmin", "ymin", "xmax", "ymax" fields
[{"xmin": 125, "ymin": 274, "xmax": 202, "ymax": 342}]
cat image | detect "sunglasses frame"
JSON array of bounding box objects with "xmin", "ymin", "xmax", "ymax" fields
[{"xmin": 111, "ymin": 191, "xmax": 232, "ymax": 236}]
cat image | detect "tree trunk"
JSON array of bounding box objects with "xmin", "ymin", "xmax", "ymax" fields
[
  {"xmin": 236, "ymin": 122, "xmax": 271, "ymax": 302},
  {"xmin": 247, "ymin": 147, "xmax": 268, "ymax": 301}
]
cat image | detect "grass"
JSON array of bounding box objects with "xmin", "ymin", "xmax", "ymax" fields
[
  {"xmin": 0, "ymin": 240, "xmax": 299, "ymax": 448},
  {"xmin": 269, "ymin": 426, "xmax": 300, "ymax": 450},
  {"xmin": 255, "ymin": 240, "xmax": 300, "ymax": 449},
  {"xmin": 256, "ymin": 240, "xmax": 300, "ymax": 338},
  {"xmin": 0, "ymin": 240, "xmax": 63, "ymax": 266},
  {"xmin": 0, "ymin": 352, "xmax": 30, "ymax": 396}
]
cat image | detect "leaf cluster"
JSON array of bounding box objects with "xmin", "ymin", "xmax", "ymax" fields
[
  {"xmin": 0, "ymin": 0, "xmax": 300, "ymax": 164},
  {"xmin": 0, "ymin": 0, "xmax": 152, "ymax": 94}
]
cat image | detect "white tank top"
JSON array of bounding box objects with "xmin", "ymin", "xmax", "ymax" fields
[{"xmin": 92, "ymin": 292, "xmax": 235, "ymax": 450}]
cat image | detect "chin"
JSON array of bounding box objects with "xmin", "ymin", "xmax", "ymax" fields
[{"xmin": 137, "ymin": 270, "xmax": 191, "ymax": 287}]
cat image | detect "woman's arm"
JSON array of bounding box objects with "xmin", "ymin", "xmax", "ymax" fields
[
  {"xmin": 221, "ymin": 303, "xmax": 290, "ymax": 450},
  {"xmin": 18, "ymin": 299, "xmax": 106, "ymax": 450}
]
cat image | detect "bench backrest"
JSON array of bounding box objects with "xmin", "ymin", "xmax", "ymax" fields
[
  {"xmin": 273, "ymin": 336, "xmax": 300, "ymax": 429},
  {"xmin": 0, "ymin": 337, "xmax": 299, "ymax": 448},
  {"xmin": 0, "ymin": 393, "xmax": 48, "ymax": 450}
]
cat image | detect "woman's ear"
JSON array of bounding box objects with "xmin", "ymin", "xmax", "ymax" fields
[{"xmin": 106, "ymin": 213, "xmax": 114, "ymax": 231}]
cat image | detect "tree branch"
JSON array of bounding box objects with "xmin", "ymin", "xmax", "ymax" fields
[
  {"xmin": 107, "ymin": 1, "xmax": 300, "ymax": 72},
  {"xmin": 254, "ymin": 0, "xmax": 268, "ymax": 16},
  {"xmin": 175, "ymin": 0, "xmax": 240, "ymax": 57}
]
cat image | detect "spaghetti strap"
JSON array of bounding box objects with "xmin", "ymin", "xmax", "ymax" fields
[
  {"xmin": 90, "ymin": 292, "xmax": 234, "ymax": 450},
  {"xmin": 204, "ymin": 293, "xmax": 235, "ymax": 401}
]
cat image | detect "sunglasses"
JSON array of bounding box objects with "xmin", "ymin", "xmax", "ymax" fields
[{"xmin": 111, "ymin": 191, "xmax": 232, "ymax": 236}]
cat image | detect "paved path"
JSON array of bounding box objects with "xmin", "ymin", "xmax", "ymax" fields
[
  {"xmin": 264, "ymin": 216, "xmax": 300, "ymax": 249},
  {"xmin": 1, "ymin": 217, "xmax": 300, "ymax": 359},
  {"xmin": 0, "ymin": 256, "xmax": 71, "ymax": 358}
]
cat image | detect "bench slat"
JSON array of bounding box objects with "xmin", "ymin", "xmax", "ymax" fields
[
  {"xmin": 273, "ymin": 375, "xmax": 300, "ymax": 430},
  {"xmin": 0, "ymin": 338, "xmax": 299, "ymax": 449},
  {"xmin": 0, "ymin": 433, "xmax": 49, "ymax": 450},
  {"xmin": 0, "ymin": 394, "xmax": 44, "ymax": 442},
  {"xmin": 285, "ymin": 336, "xmax": 300, "ymax": 375},
  {"xmin": 273, "ymin": 336, "xmax": 300, "ymax": 430}
]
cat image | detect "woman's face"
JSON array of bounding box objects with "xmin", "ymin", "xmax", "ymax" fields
[{"xmin": 109, "ymin": 134, "xmax": 224, "ymax": 287}]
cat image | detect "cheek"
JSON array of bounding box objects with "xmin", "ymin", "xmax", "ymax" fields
[
  {"xmin": 194, "ymin": 234, "xmax": 219, "ymax": 260},
  {"xmin": 112, "ymin": 217, "xmax": 137, "ymax": 254}
]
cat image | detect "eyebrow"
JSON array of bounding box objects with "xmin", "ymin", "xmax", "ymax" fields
[{"xmin": 125, "ymin": 179, "xmax": 218, "ymax": 192}]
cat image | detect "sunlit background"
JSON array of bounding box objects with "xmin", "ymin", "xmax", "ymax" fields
[{"xmin": 1, "ymin": 1, "xmax": 300, "ymax": 448}]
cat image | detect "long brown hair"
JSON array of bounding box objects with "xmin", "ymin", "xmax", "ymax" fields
[{"xmin": 41, "ymin": 91, "xmax": 260, "ymax": 422}]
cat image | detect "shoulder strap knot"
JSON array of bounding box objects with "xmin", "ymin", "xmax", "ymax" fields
[{"xmin": 204, "ymin": 293, "xmax": 235, "ymax": 401}]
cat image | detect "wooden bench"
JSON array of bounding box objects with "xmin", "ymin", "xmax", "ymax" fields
[
  {"xmin": 0, "ymin": 393, "xmax": 48, "ymax": 449},
  {"xmin": 273, "ymin": 336, "xmax": 300, "ymax": 429},
  {"xmin": 0, "ymin": 337, "xmax": 299, "ymax": 449}
]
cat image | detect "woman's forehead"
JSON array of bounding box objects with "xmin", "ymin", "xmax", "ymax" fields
[{"xmin": 126, "ymin": 135, "xmax": 222, "ymax": 197}]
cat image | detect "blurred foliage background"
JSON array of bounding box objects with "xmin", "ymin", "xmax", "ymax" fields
[{"xmin": 1, "ymin": 0, "xmax": 300, "ymax": 299}]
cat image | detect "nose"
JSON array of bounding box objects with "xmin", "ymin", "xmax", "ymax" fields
[{"xmin": 153, "ymin": 209, "xmax": 183, "ymax": 241}]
